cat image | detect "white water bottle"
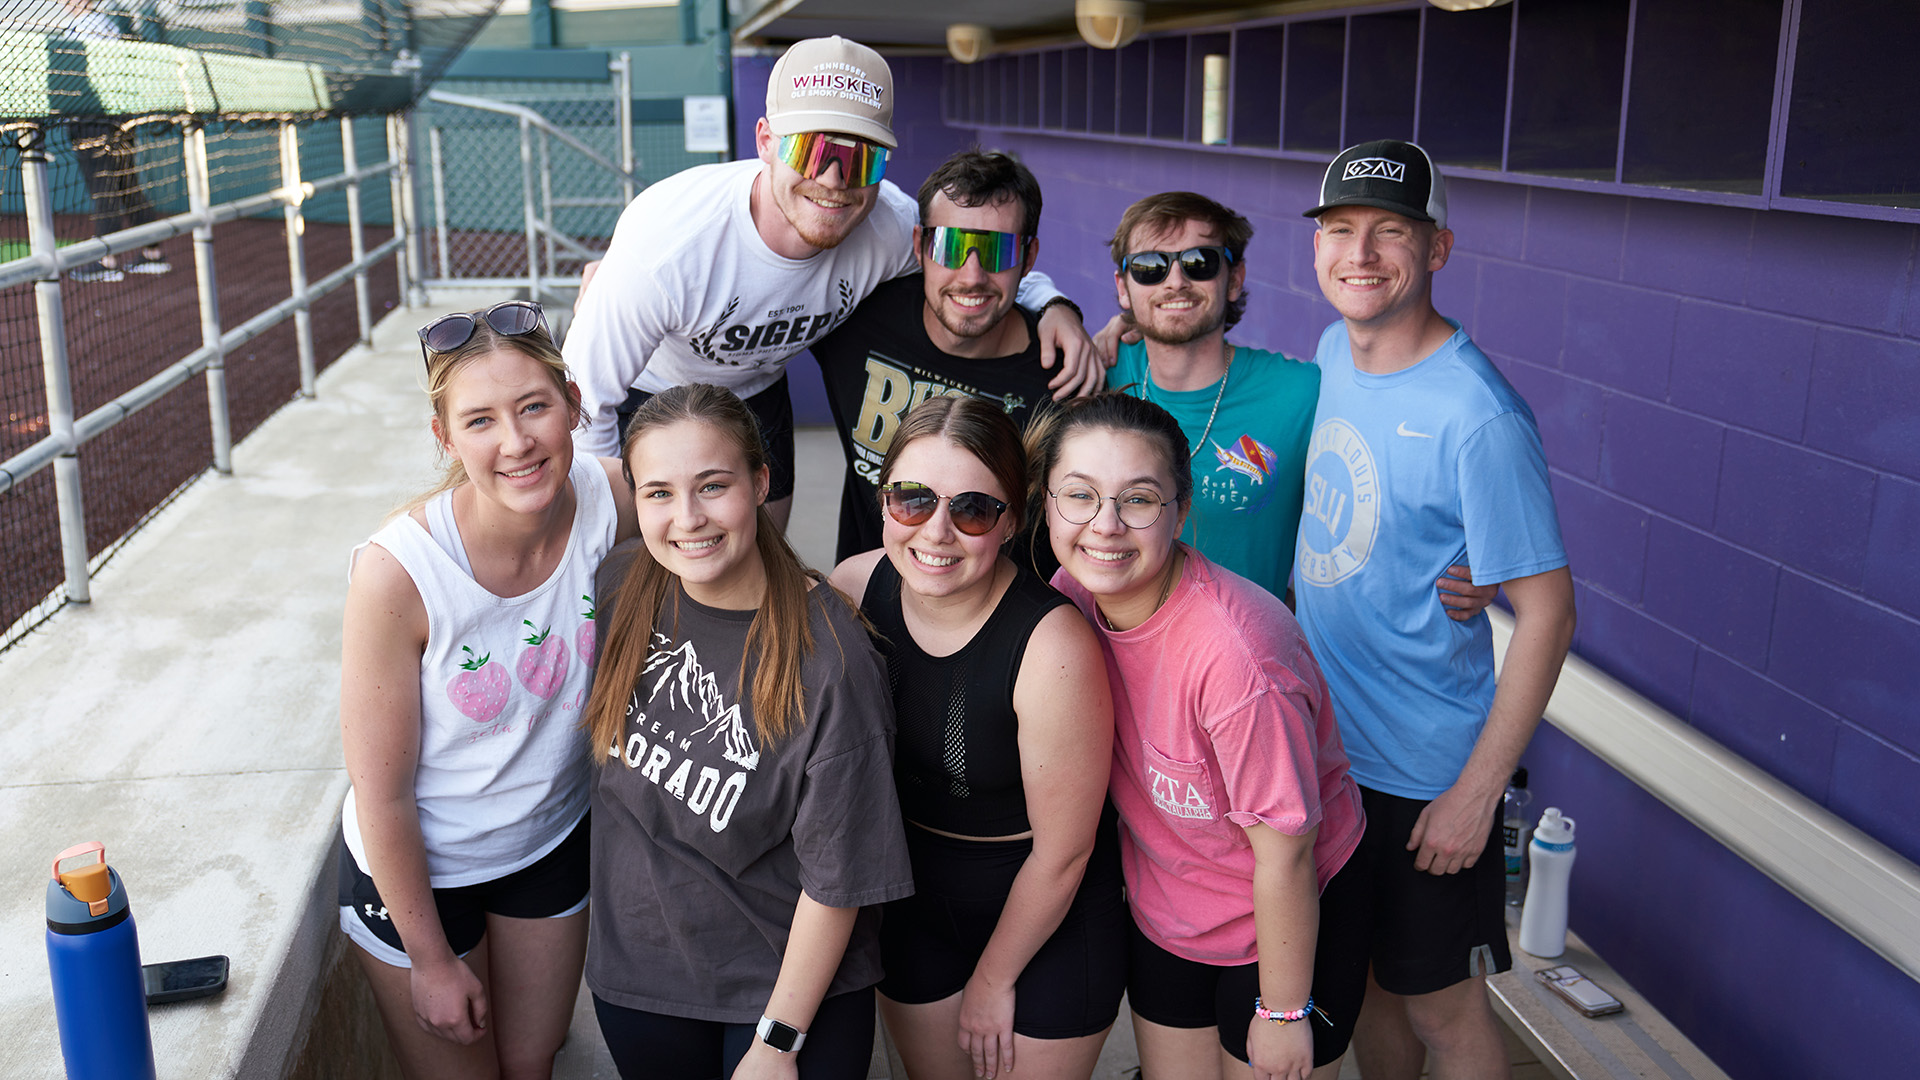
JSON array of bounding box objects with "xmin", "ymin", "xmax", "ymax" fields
[{"xmin": 1518, "ymin": 808, "xmax": 1576, "ymax": 958}]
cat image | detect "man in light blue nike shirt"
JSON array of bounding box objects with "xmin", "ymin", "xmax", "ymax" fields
[{"xmin": 1293, "ymin": 140, "xmax": 1578, "ymax": 1080}]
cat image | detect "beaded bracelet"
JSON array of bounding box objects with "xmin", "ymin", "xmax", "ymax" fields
[
  {"xmin": 1038, "ymin": 294, "xmax": 1084, "ymax": 323},
  {"xmin": 1253, "ymin": 996, "xmax": 1318, "ymax": 1024}
]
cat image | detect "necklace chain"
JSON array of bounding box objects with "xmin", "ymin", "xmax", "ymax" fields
[{"xmin": 1141, "ymin": 347, "xmax": 1233, "ymax": 461}]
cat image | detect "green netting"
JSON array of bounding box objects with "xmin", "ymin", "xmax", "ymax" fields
[
  {"xmin": 2, "ymin": 29, "xmax": 332, "ymax": 115},
  {"xmin": 0, "ymin": 0, "xmax": 503, "ymax": 120}
]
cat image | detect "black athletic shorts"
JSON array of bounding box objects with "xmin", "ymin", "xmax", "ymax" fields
[
  {"xmin": 1124, "ymin": 848, "xmax": 1369, "ymax": 1068},
  {"xmin": 878, "ymin": 806, "xmax": 1129, "ymax": 1039},
  {"xmin": 614, "ymin": 375, "xmax": 796, "ymax": 500},
  {"xmin": 1345, "ymin": 785, "xmax": 1512, "ymax": 995},
  {"xmin": 593, "ymin": 986, "xmax": 875, "ymax": 1080},
  {"xmin": 337, "ymin": 813, "xmax": 590, "ymax": 960}
]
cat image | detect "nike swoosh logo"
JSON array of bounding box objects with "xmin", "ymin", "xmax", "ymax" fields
[{"xmin": 1396, "ymin": 422, "xmax": 1433, "ymax": 439}]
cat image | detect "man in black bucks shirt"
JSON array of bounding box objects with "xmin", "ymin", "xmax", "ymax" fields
[{"xmin": 813, "ymin": 150, "xmax": 1077, "ymax": 572}]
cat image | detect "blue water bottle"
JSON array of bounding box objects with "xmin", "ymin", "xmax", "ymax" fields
[{"xmin": 46, "ymin": 841, "xmax": 157, "ymax": 1080}]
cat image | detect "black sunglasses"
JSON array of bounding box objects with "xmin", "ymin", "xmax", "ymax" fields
[
  {"xmin": 1120, "ymin": 246, "xmax": 1234, "ymax": 286},
  {"xmin": 880, "ymin": 482, "xmax": 1010, "ymax": 536},
  {"xmin": 417, "ymin": 301, "xmax": 548, "ymax": 369}
]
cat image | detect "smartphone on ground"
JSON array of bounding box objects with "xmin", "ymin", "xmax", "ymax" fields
[{"xmin": 143, "ymin": 954, "xmax": 229, "ymax": 1005}]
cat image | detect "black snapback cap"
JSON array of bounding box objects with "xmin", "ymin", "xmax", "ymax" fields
[{"xmin": 1304, "ymin": 139, "xmax": 1447, "ymax": 230}]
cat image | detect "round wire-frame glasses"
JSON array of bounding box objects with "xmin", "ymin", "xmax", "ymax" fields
[{"xmin": 1048, "ymin": 483, "xmax": 1172, "ymax": 529}]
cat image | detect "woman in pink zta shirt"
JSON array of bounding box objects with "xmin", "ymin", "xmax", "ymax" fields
[{"xmin": 1030, "ymin": 394, "xmax": 1369, "ymax": 1080}]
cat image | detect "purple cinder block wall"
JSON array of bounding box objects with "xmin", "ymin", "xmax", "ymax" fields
[
  {"xmin": 864, "ymin": 63, "xmax": 1920, "ymax": 1080},
  {"xmin": 721, "ymin": 53, "xmax": 1920, "ymax": 1070},
  {"xmin": 731, "ymin": 54, "xmax": 973, "ymax": 423}
]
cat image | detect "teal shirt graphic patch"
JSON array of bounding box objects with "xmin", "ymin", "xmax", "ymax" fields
[{"xmin": 1108, "ymin": 343, "xmax": 1320, "ymax": 599}]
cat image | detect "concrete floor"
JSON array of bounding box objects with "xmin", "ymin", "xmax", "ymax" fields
[
  {"xmin": 552, "ymin": 980, "xmax": 1547, "ymax": 1079},
  {"xmin": 0, "ymin": 294, "xmax": 456, "ymax": 1079}
]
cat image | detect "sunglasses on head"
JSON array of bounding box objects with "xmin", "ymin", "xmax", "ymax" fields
[
  {"xmin": 776, "ymin": 131, "xmax": 889, "ymax": 187},
  {"xmin": 880, "ymin": 481, "xmax": 1010, "ymax": 536},
  {"xmin": 922, "ymin": 226, "xmax": 1034, "ymax": 273},
  {"xmin": 417, "ymin": 300, "xmax": 547, "ymax": 370},
  {"xmin": 1120, "ymin": 246, "xmax": 1234, "ymax": 286}
]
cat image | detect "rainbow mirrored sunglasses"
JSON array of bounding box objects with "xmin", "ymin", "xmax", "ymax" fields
[
  {"xmin": 921, "ymin": 227, "xmax": 1035, "ymax": 273},
  {"xmin": 776, "ymin": 131, "xmax": 889, "ymax": 187}
]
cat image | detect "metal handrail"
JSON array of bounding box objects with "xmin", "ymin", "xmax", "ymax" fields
[
  {"xmin": 424, "ymin": 89, "xmax": 641, "ymax": 186},
  {"xmin": 531, "ymin": 218, "xmax": 602, "ymax": 262},
  {"xmin": 0, "ymin": 162, "xmax": 395, "ymax": 293},
  {"xmin": 52, "ymin": 235, "xmax": 402, "ymax": 458},
  {"xmin": 1, "ymin": 117, "xmax": 410, "ymax": 623},
  {"xmin": 421, "ymin": 73, "xmax": 638, "ymax": 302},
  {"xmin": 0, "ymin": 202, "xmax": 402, "ymax": 496}
]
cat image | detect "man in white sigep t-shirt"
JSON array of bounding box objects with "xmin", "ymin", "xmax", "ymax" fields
[{"xmin": 565, "ymin": 36, "xmax": 1099, "ymax": 528}]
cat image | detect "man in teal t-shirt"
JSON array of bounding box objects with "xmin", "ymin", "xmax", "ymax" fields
[{"xmin": 1103, "ymin": 192, "xmax": 1320, "ymax": 600}]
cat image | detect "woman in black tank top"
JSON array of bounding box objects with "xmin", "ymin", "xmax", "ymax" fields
[{"xmin": 829, "ymin": 397, "xmax": 1126, "ymax": 1080}]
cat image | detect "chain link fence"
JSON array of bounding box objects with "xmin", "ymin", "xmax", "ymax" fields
[
  {"xmin": 0, "ymin": 0, "xmax": 738, "ymax": 644},
  {"xmin": 0, "ymin": 0, "xmax": 494, "ymax": 645},
  {"xmin": 1, "ymin": 115, "xmax": 404, "ymax": 644},
  {"xmin": 1, "ymin": 0, "xmax": 499, "ymax": 115},
  {"xmin": 418, "ymin": 72, "xmax": 725, "ymax": 293}
]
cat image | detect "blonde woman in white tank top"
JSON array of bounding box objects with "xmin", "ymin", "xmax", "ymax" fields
[{"xmin": 337, "ymin": 303, "xmax": 636, "ymax": 1080}]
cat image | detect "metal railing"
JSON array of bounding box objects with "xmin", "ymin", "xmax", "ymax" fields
[
  {"xmin": 1, "ymin": 115, "xmax": 410, "ymax": 617},
  {"xmin": 419, "ymin": 57, "xmax": 644, "ymax": 306}
]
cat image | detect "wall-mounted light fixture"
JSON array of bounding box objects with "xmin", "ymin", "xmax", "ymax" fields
[
  {"xmin": 947, "ymin": 23, "xmax": 993, "ymax": 64},
  {"xmin": 1428, "ymin": 0, "xmax": 1515, "ymax": 10},
  {"xmin": 1201, "ymin": 54, "xmax": 1228, "ymax": 144},
  {"xmin": 1076, "ymin": 0, "xmax": 1144, "ymax": 50}
]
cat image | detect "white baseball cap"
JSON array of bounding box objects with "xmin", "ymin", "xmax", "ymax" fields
[{"xmin": 765, "ymin": 36, "xmax": 897, "ymax": 149}]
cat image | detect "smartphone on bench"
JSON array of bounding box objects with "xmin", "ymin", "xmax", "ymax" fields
[
  {"xmin": 143, "ymin": 955, "xmax": 229, "ymax": 1005},
  {"xmin": 1537, "ymin": 964, "xmax": 1623, "ymax": 1018}
]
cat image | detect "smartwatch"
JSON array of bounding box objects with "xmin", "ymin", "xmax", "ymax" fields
[{"xmin": 756, "ymin": 1014, "xmax": 807, "ymax": 1054}]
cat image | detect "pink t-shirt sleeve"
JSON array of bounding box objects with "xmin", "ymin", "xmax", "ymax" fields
[
  {"xmin": 1210, "ymin": 684, "xmax": 1327, "ymax": 837},
  {"xmin": 1053, "ymin": 550, "xmax": 1364, "ymax": 963}
]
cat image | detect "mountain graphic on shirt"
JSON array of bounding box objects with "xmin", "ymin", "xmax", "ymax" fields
[{"xmin": 644, "ymin": 633, "xmax": 760, "ymax": 770}]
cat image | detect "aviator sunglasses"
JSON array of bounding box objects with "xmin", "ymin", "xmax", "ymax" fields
[
  {"xmin": 922, "ymin": 226, "xmax": 1034, "ymax": 273},
  {"xmin": 776, "ymin": 131, "xmax": 889, "ymax": 187},
  {"xmin": 1120, "ymin": 246, "xmax": 1235, "ymax": 286},
  {"xmin": 417, "ymin": 300, "xmax": 547, "ymax": 369},
  {"xmin": 880, "ymin": 481, "xmax": 1010, "ymax": 536}
]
